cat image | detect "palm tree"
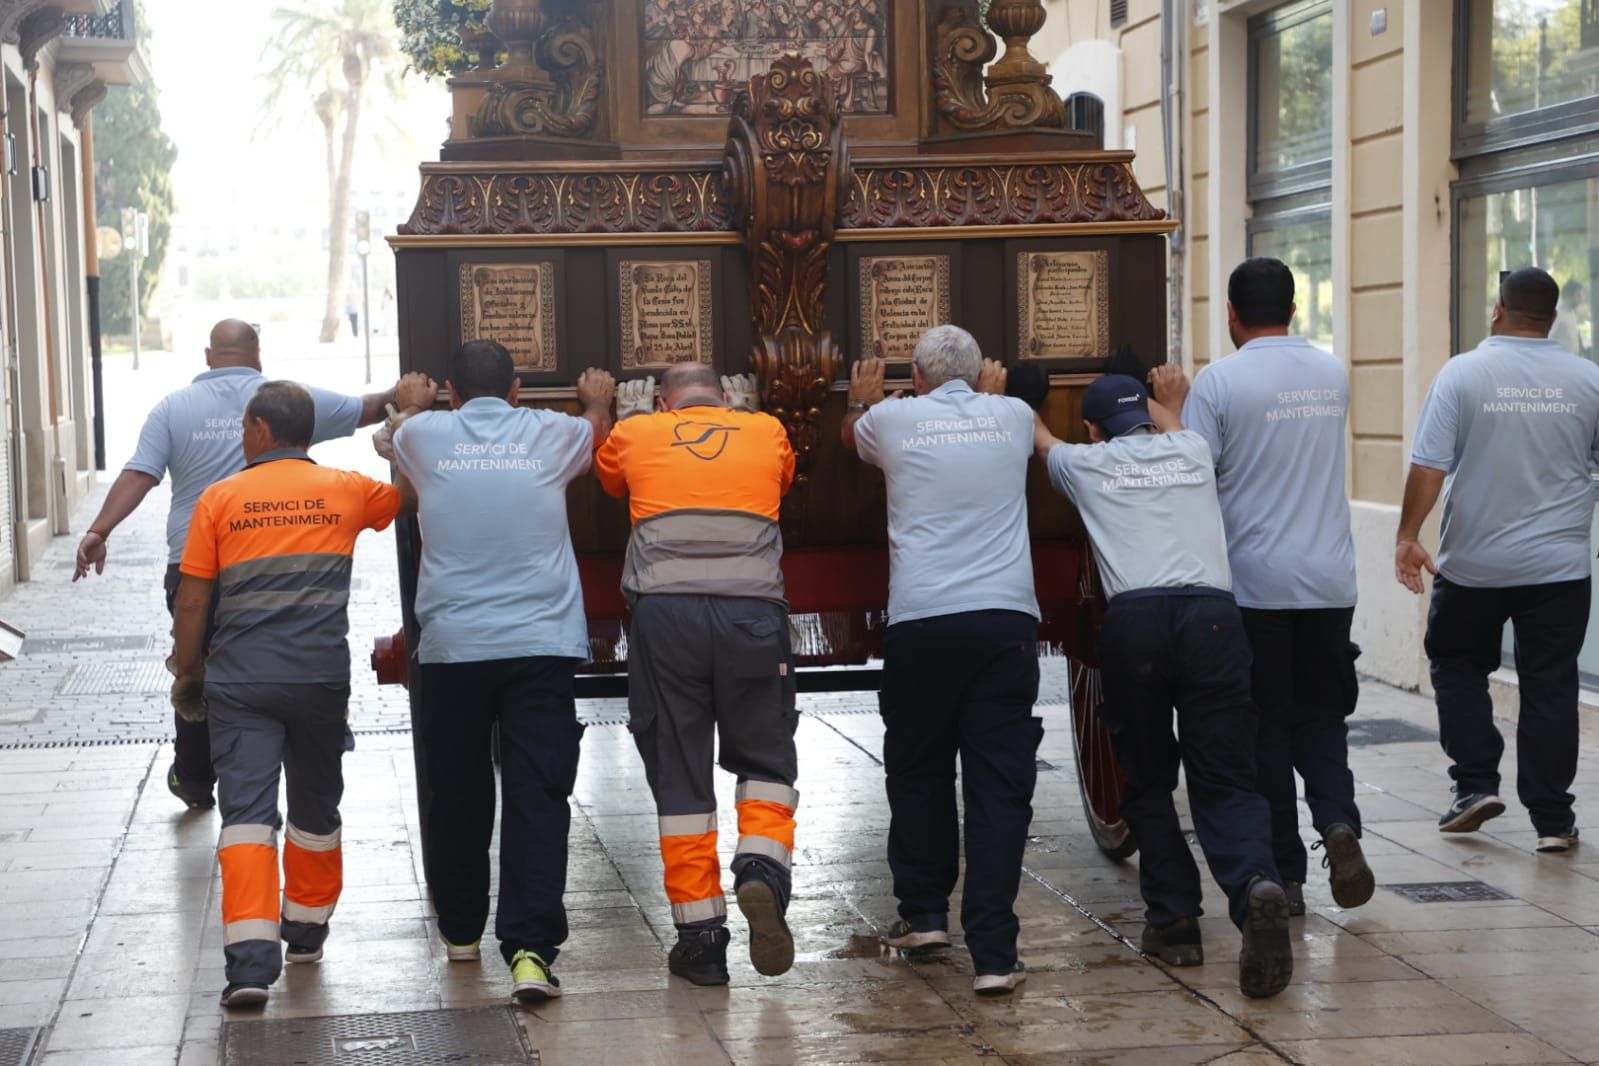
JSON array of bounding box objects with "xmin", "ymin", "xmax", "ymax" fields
[{"xmin": 263, "ymin": 0, "xmax": 400, "ymax": 343}]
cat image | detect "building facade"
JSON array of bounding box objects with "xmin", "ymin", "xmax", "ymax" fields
[
  {"xmin": 1038, "ymin": 0, "xmax": 1598, "ymax": 694},
  {"xmin": 0, "ymin": 0, "xmax": 143, "ymax": 600}
]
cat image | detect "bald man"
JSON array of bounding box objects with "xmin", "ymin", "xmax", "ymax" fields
[{"xmin": 74, "ymin": 319, "xmax": 434, "ymax": 810}]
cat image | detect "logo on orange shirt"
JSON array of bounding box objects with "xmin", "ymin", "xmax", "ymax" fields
[{"xmin": 671, "ymin": 421, "xmax": 741, "ymax": 461}]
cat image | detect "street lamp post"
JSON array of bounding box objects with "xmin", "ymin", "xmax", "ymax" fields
[
  {"xmin": 122, "ymin": 206, "xmax": 148, "ymax": 370},
  {"xmin": 356, "ymin": 209, "xmax": 372, "ymax": 385}
]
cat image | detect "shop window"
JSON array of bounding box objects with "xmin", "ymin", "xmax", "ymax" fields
[
  {"xmin": 1455, "ymin": 0, "xmax": 1599, "ymax": 158},
  {"xmin": 1246, "ymin": 0, "xmax": 1333, "ymax": 348}
]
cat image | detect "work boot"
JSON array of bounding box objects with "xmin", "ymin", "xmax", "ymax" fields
[
  {"xmin": 668, "ymin": 927, "xmax": 731, "ymax": 986},
  {"xmin": 1285, "ymin": 881, "xmax": 1305, "ymax": 917},
  {"xmin": 734, "ymin": 863, "xmax": 794, "ymax": 977},
  {"xmin": 1317, "ymin": 823, "xmax": 1375, "ymax": 908},
  {"xmin": 1140, "ymin": 916, "xmax": 1203, "ymax": 966},
  {"xmin": 1238, "ymin": 876, "xmax": 1293, "ymax": 999}
]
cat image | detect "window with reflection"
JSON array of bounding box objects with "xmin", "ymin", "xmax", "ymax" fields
[
  {"xmin": 1247, "ymin": 1, "xmax": 1333, "ymax": 349},
  {"xmin": 1457, "ymin": 0, "xmax": 1599, "ymax": 152}
]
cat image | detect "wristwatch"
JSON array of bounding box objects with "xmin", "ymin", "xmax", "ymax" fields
[{"xmin": 847, "ymin": 400, "xmax": 871, "ymax": 412}]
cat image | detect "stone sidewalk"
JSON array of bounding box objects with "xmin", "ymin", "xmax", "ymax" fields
[{"xmin": 2, "ymin": 350, "xmax": 1598, "ymax": 1064}]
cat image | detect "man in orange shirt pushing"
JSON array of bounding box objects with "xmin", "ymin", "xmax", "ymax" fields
[
  {"xmin": 170, "ymin": 381, "xmax": 412, "ymax": 1008},
  {"xmin": 595, "ymin": 364, "xmax": 799, "ymax": 986}
]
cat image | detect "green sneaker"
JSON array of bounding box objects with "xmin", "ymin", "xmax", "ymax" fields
[{"xmin": 509, "ymin": 949, "xmax": 562, "ymax": 1004}]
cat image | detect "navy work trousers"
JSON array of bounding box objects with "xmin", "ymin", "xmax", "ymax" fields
[
  {"xmin": 417, "ymin": 656, "xmax": 585, "ymax": 966},
  {"xmin": 165, "ymin": 564, "xmax": 218, "ymax": 797},
  {"xmin": 1425, "ymin": 576, "xmax": 1588, "ymax": 836},
  {"xmin": 1239, "ymin": 606, "xmax": 1362, "ymax": 883},
  {"xmin": 879, "ymin": 609, "xmax": 1042, "ymax": 975},
  {"xmin": 1098, "ymin": 591, "xmax": 1279, "ymax": 929}
]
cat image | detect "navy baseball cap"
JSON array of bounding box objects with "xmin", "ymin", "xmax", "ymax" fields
[{"xmin": 1082, "ymin": 374, "xmax": 1156, "ymax": 439}]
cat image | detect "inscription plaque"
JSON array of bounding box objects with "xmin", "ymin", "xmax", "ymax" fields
[
  {"xmin": 619, "ymin": 259, "xmax": 715, "ymax": 368},
  {"xmin": 859, "ymin": 254, "xmax": 951, "ymax": 362},
  {"xmin": 459, "ymin": 263, "xmax": 558, "ymax": 373},
  {"xmin": 1017, "ymin": 250, "xmax": 1111, "ymax": 360}
]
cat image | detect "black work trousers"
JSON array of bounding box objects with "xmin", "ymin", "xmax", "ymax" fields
[
  {"xmin": 165, "ymin": 564, "xmax": 219, "ymax": 795},
  {"xmin": 417, "ymin": 656, "xmax": 585, "ymax": 965},
  {"xmin": 1098, "ymin": 591, "xmax": 1279, "ymax": 929},
  {"xmin": 879, "ymin": 609, "xmax": 1042, "ymax": 975},
  {"xmin": 1239, "ymin": 606, "xmax": 1362, "ymax": 883},
  {"xmin": 1425, "ymin": 576, "xmax": 1588, "ymax": 836}
]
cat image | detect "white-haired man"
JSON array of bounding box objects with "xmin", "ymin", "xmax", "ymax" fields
[{"xmin": 842, "ymin": 325, "xmax": 1041, "ymax": 996}]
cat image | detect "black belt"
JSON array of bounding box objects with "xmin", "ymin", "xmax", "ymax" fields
[{"xmin": 1109, "ymin": 584, "xmax": 1234, "ymax": 607}]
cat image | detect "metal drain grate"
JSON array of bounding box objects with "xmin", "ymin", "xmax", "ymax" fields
[
  {"xmin": 0, "ymin": 1028, "xmax": 40, "ymax": 1066},
  {"xmin": 221, "ymin": 1007, "xmax": 535, "ymax": 1065},
  {"xmin": 1347, "ymin": 717, "xmax": 1438, "ymax": 747},
  {"xmin": 56, "ymin": 661, "xmax": 171, "ymax": 697},
  {"xmin": 1386, "ymin": 881, "xmax": 1514, "ymax": 903},
  {"xmin": 23, "ymin": 634, "xmax": 160, "ymax": 654}
]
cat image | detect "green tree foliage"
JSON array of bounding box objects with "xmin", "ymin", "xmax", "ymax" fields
[
  {"xmin": 392, "ymin": 0, "xmax": 495, "ymax": 78},
  {"xmin": 93, "ymin": 79, "xmax": 178, "ymax": 336}
]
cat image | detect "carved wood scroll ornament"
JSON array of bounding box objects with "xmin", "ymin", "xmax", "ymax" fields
[
  {"xmin": 721, "ymin": 55, "xmax": 850, "ymax": 476},
  {"xmin": 932, "ymin": 4, "xmax": 1066, "ymax": 132},
  {"xmin": 471, "ymin": 15, "xmax": 602, "ymax": 138}
]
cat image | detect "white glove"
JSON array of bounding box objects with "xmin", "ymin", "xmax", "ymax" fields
[
  {"xmin": 723, "ymin": 373, "xmax": 760, "ymax": 413},
  {"xmin": 372, "ymin": 403, "xmax": 408, "ymax": 462},
  {"xmin": 617, "ymin": 376, "xmax": 657, "ymax": 420}
]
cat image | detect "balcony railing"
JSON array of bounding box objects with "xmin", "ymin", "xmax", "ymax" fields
[{"xmin": 63, "ymin": 1, "xmax": 131, "ymax": 41}]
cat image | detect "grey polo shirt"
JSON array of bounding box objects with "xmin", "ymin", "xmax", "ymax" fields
[
  {"xmin": 124, "ymin": 366, "xmax": 363, "ymax": 564},
  {"xmin": 1412, "ymin": 335, "xmax": 1599, "ymax": 588},
  {"xmin": 853, "ymin": 380, "xmax": 1040, "ymax": 625},
  {"xmin": 392, "ymin": 398, "xmax": 595, "ymax": 663},
  {"xmin": 1046, "ymin": 429, "xmax": 1233, "ymax": 599},
  {"xmin": 1183, "ymin": 335, "xmax": 1357, "ymax": 609}
]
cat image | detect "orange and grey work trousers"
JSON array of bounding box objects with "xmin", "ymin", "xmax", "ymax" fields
[
  {"xmin": 628, "ymin": 593, "xmax": 800, "ymax": 929},
  {"xmin": 207, "ymin": 680, "xmax": 349, "ymax": 985}
]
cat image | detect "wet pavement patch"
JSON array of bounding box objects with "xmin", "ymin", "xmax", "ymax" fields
[
  {"xmin": 0, "ymin": 1028, "xmax": 40, "ymax": 1066},
  {"xmin": 221, "ymin": 1007, "xmax": 535, "ymax": 1064},
  {"xmin": 1346, "ymin": 717, "xmax": 1438, "ymax": 746},
  {"xmin": 1385, "ymin": 881, "xmax": 1514, "ymax": 903}
]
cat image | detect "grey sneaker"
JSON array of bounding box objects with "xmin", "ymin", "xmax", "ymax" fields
[
  {"xmin": 883, "ymin": 918, "xmax": 951, "ymax": 952},
  {"xmin": 1536, "ymin": 826, "xmax": 1579, "ymax": 853},
  {"xmin": 219, "ymin": 982, "xmax": 269, "ymax": 1008},
  {"xmin": 1439, "ymin": 792, "xmax": 1505, "ymax": 833},
  {"xmin": 972, "ymin": 960, "xmax": 1026, "ymax": 996},
  {"xmin": 1317, "ymin": 823, "xmax": 1375, "ymax": 908}
]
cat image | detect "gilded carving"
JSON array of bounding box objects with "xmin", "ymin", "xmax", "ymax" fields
[
  {"xmin": 844, "ymin": 162, "xmax": 1166, "ymax": 229},
  {"xmin": 1016, "ymin": 250, "xmax": 1110, "ymax": 360},
  {"xmin": 459, "ymin": 262, "xmax": 559, "ymax": 372},
  {"xmin": 931, "ymin": 5, "xmax": 1065, "ymax": 132},
  {"xmin": 401, "ymin": 168, "xmax": 732, "ymax": 235},
  {"xmin": 471, "ymin": 15, "xmax": 602, "ymax": 138},
  {"xmin": 619, "ymin": 259, "xmax": 716, "ymax": 368},
  {"xmin": 721, "ymin": 55, "xmax": 846, "ymax": 475}
]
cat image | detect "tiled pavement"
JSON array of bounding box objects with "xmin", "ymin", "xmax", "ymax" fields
[{"xmin": 2, "ymin": 352, "xmax": 1599, "ymax": 1064}]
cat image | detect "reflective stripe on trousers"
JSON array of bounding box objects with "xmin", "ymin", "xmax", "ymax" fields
[
  {"xmin": 219, "ymin": 824, "xmax": 279, "ymax": 946},
  {"xmin": 658, "ymin": 811, "xmax": 726, "ymax": 925},
  {"xmin": 734, "ymin": 780, "xmax": 799, "ymax": 870}
]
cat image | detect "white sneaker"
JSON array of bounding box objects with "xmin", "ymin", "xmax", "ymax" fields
[
  {"xmin": 883, "ymin": 919, "xmax": 951, "ymax": 951},
  {"xmin": 442, "ymin": 934, "xmax": 482, "ymax": 962},
  {"xmin": 973, "ymin": 961, "xmax": 1027, "ymax": 996},
  {"xmin": 1536, "ymin": 827, "xmax": 1579, "ymax": 853}
]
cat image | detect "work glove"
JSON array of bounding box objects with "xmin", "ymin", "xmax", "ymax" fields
[
  {"xmin": 723, "ymin": 373, "xmax": 760, "ymax": 413},
  {"xmin": 372, "ymin": 403, "xmax": 408, "ymax": 462},
  {"xmin": 617, "ymin": 376, "xmax": 657, "ymax": 420},
  {"xmin": 170, "ymin": 673, "xmax": 207, "ymax": 723}
]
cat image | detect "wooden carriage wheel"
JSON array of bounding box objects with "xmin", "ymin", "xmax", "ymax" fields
[{"xmin": 1066, "ymin": 551, "xmax": 1137, "ymax": 861}]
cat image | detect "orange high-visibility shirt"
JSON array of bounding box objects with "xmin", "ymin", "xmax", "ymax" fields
[
  {"xmin": 595, "ymin": 406, "xmax": 796, "ymax": 522},
  {"xmin": 180, "ymin": 450, "xmax": 402, "ymax": 683}
]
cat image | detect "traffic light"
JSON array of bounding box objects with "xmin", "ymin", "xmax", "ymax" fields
[{"xmin": 355, "ymin": 210, "xmax": 371, "ymax": 242}]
